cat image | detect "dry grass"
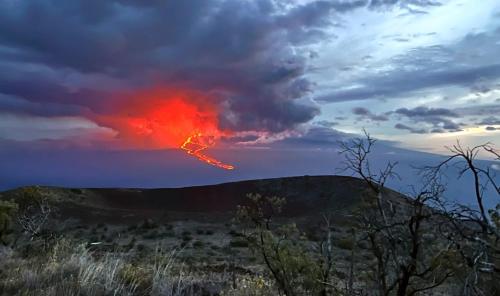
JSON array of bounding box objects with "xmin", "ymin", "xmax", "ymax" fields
[{"xmin": 0, "ymin": 239, "xmax": 232, "ymax": 296}]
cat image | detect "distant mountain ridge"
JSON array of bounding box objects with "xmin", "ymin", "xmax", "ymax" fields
[{"xmin": 0, "ymin": 175, "xmax": 404, "ymax": 224}]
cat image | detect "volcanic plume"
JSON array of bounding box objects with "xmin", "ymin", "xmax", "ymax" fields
[{"xmin": 95, "ymin": 88, "xmax": 234, "ymax": 170}]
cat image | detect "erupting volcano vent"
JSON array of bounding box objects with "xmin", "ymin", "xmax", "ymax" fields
[{"xmin": 96, "ymin": 88, "xmax": 235, "ymax": 170}]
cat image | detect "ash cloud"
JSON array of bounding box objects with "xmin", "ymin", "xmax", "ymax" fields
[{"xmin": 0, "ymin": 0, "xmax": 337, "ymax": 137}]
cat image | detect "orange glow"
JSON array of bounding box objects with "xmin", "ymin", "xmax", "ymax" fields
[
  {"xmin": 94, "ymin": 87, "xmax": 234, "ymax": 170},
  {"xmin": 181, "ymin": 133, "xmax": 234, "ymax": 170}
]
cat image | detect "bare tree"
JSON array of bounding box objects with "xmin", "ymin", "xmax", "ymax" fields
[
  {"xmin": 422, "ymin": 142, "xmax": 499, "ymax": 233},
  {"xmin": 421, "ymin": 141, "xmax": 500, "ymax": 295},
  {"xmin": 315, "ymin": 214, "xmax": 336, "ymax": 296},
  {"xmin": 338, "ymin": 131, "xmax": 455, "ymax": 296},
  {"xmin": 338, "ymin": 130, "xmax": 399, "ymax": 226}
]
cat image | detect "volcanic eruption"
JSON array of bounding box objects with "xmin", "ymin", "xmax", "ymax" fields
[{"xmin": 95, "ymin": 88, "xmax": 235, "ymax": 170}]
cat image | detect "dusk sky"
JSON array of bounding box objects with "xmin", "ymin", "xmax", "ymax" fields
[{"xmin": 0, "ymin": 0, "xmax": 499, "ymax": 204}]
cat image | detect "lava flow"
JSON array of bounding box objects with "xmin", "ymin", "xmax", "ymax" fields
[{"xmin": 181, "ymin": 133, "xmax": 234, "ymax": 170}]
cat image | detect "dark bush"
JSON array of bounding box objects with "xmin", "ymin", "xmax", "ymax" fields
[
  {"xmin": 193, "ymin": 240, "xmax": 204, "ymax": 248},
  {"xmin": 229, "ymin": 239, "xmax": 248, "ymax": 248}
]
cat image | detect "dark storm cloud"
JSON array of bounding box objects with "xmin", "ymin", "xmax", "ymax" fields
[
  {"xmin": 352, "ymin": 107, "xmax": 389, "ymax": 121},
  {"xmin": 0, "ymin": 62, "xmax": 110, "ymax": 112},
  {"xmin": 0, "ymin": 0, "xmax": 444, "ymax": 135},
  {"xmin": 485, "ymin": 126, "xmax": 498, "ymax": 131},
  {"xmin": 0, "ymin": 94, "xmax": 86, "ymax": 117},
  {"xmin": 0, "ymin": 0, "xmax": 345, "ymax": 133}
]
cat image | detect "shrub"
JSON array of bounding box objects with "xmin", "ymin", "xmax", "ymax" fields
[
  {"xmin": 182, "ymin": 234, "xmax": 193, "ymax": 242},
  {"xmin": 335, "ymin": 238, "xmax": 354, "ymax": 250},
  {"xmin": 163, "ymin": 231, "xmax": 175, "ymax": 237},
  {"xmin": 70, "ymin": 188, "xmax": 83, "ymax": 194},
  {"xmin": 142, "ymin": 230, "xmax": 159, "ymax": 239},
  {"xmin": 229, "ymin": 238, "xmax": 248, "ymax": 248},
  {"xmin": 228, "ymin": 229, "xmax": 243, "ymax": 237},
  {"xmin": 0, "ymin": 199, "xmax": 18, "ymax": 245},
  {"xmin": 222, "ymin": 275, "xmax": 274, "ymax": 296},
  {"xmin": 235, "ymin": 194, "xmax": 329, "ymax": 295},
  {"xmin": 193, "ymin": 240, "xmax": 204, "ymax": 248},
  {"xmin": 142, "ymin": 219, "xmax": 158, "ymax": 229},
  {"xmin": 119, "ymin": 263, "xmax": 152, "ymax": 291}
]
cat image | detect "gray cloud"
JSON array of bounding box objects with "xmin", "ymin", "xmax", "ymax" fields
[
  {"xmin": 318, "ymin": 63, "xmax": 500, "ymax": 103},
  {"xmin": 0, "ymin": 94, "xmax": 87, "ymax": 117},
  {"xmin": 314, "ymin": 120, "xmax": 339, "ymax": 128},
  {"xmin": 369, "ymin": 0, "xmax": 441, "ymax": 7},
  {"xmin": 352, "ymin": 107, "xmax": 389, "ymax": 121},
  {"xmin": 477, "ymin": 116, "xmax": 500, "ymax": 125},
  {"xmin": 430, "ymin": 128, "xmax": 445, "ymax": 133},
  {"xmin": 394, "ymin": 106, "xmax": 458, "ymax": 118},
  {"xmin": 318, "ymin": 29, "xmax": 500, "ymax": 104},
  {"xmin": 390, "ymin": 106, "xmax": 462, "ymax": 133},
  {"xmin": 394, "ymin": 123, "xmax": 427, "ymax": 134},
  {"xmin": 268, "ymin": 126, "xmax": 348, "ymax": 148},
  {"xmin": 486, "ymin": 126, "xmax": 498, "ymax": 131}
]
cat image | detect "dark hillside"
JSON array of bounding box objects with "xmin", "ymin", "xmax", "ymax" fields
[{"xmin": 0, "ymin": 175, "xmax": 405, "ymax": 224}]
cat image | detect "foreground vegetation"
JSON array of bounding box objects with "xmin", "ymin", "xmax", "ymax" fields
[
  {"xmin": 0, "ymin": 238, "xmax": 276, "ymax": 296},
  {"xmin": 0, "ymin": 132, "xmax": 499, "ymax": 295}
]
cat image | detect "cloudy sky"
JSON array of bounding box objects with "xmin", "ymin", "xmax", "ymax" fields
[{"xmin": 0, "ymin": 0, "xmax": 499, "ymax": 202}]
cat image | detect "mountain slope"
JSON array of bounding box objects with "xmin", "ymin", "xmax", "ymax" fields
[{"xmin": 0, "ymin": 175, "xmax": 404, "ymax": 224}]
